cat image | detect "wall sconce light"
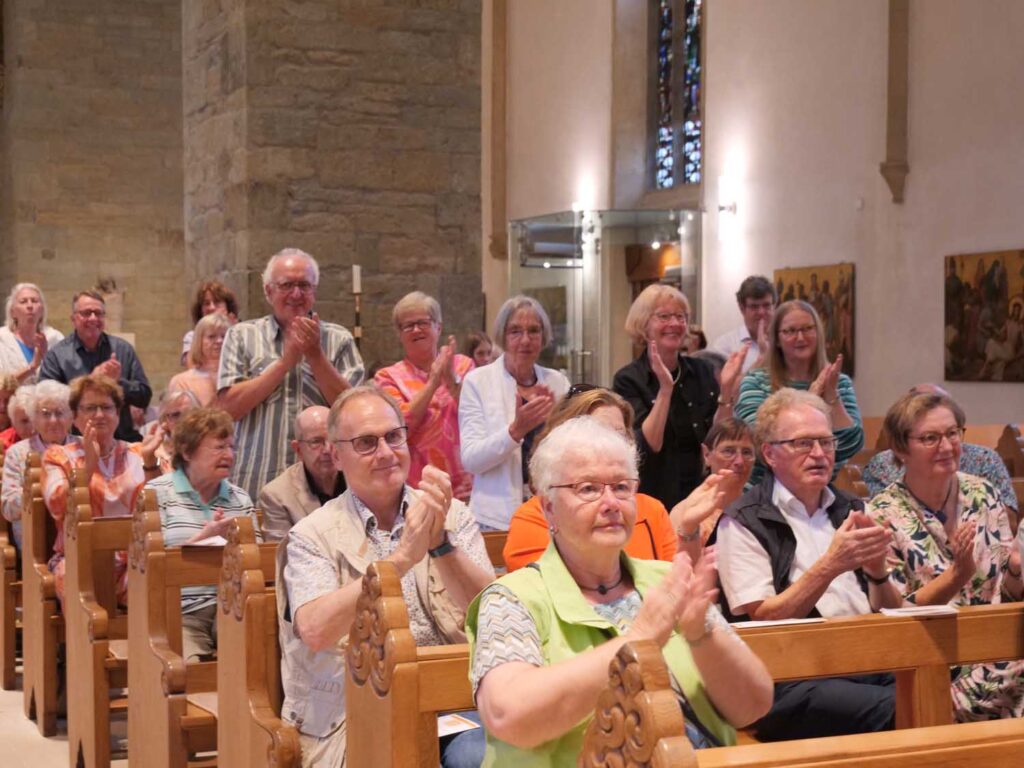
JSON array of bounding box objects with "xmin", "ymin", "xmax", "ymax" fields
[
  {"xmin": 651, "ymin": 239, "xmax": 662, "ymax": 250},
  {"xmin": 717, "ymin": 201, "xmax": 737, "ymax": 215}
]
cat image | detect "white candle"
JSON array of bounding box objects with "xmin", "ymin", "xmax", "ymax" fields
[{"xmin": 352, "ymin": 264, "xmax": 362, "ymax": 294}]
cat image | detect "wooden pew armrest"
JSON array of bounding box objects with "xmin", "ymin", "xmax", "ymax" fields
[{"xmin": 149, "ymin": 636, "xmax": 189, "ymax": 695}]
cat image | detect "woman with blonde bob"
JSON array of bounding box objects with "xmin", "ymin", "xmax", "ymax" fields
[
  {"xmin": 467, "ymin": 416, "xmax": 773, "ymax": 766},
  {"xmin": 0, "ymin": 282, "xmax": 64, "ymax": 383},
  {"xmin": 735, "ymin": 299, "xmax": 863, "ymax": 484},
  {"xmin": 613, "ymin": 284, "xmax": 745, "ymax": 510},
  {"xmin": 169, "ymin": 312, "xmax": 231, "ymax": 406}
]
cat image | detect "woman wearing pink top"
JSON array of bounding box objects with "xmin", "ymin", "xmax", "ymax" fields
[{"xmin": 375, "ymin": 291, "xmax": 475, "ymax": 501}]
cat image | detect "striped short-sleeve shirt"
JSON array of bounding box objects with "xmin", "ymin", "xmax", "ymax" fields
[
  {"xmin": 148, "ymin": 469, "xmax": 261, "ymax": 614},
  {"xmin": 217, "ymin": 314, "xmax": 364, "ymax": 499}
]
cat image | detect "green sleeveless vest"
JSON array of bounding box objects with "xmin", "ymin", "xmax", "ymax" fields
[{"xmin": 465, "ymin": 544, "xmax": 736, "ymax": 767}]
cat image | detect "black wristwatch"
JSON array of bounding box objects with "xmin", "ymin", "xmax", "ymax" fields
[
  {"xmin": 428, "ymin": 533, "xmax": 456, "ymax": 558},
  {"xmin": 863, "ymin": 567, "xmax": 894, "ymax": 585}
]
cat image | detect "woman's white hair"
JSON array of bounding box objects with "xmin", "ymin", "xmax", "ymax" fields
[
  {"xmin": 529, "ymin": 416, "xmax": 638, "ymax": 500},
  {"xmin": 9, "ymin": 384, "xmax": 35, "ymax": 422},
  {"xmin": 4, "ymin": 283, "xmax": 49, "ymax": 331},
  {"xmin": 32, "ymin": 380, "xmax": 71, "ymax": 420}
]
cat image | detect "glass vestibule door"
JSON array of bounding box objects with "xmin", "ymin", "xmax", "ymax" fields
[{"xmin": 509, "ymin": 208, "xmax": 700, "ymax": 388}]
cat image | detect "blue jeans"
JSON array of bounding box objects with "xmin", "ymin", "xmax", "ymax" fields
[{"xmin": 439, "ymin": 710, "xmax": 485, "ymax": 768}]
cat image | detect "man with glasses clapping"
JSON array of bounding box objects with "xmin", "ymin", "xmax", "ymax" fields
[
  {"xmin": 715, "ymin": 387, "xmax": 901, "ymax": 742},
  {"xmin": 276, "ymin": 385, "xmax": 493, "ymax": 767}
]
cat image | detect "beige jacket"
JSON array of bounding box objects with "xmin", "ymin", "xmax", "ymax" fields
[
  {"xmin": 258, "ymin": 462, "xmax": 323, "ymax": 542},
  {"xmin": 275, "ymin": 487, "xmax": 470, "ymax": 740}
]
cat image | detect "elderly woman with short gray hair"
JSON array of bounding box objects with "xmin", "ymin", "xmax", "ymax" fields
[
  {"xmin": 375, "ymin": 291, "xmax": 475, "ymax": 500},
  {"xmin": 459, "ymin": 295, "xmax": 569, "ymax": 530},
  {"xmin": 466, "ymin": 416, "xmax": 772, "ymax": 765},
  {"xmin": 1, "ymin": 380, "xmax": 78, "ymax": 549}
]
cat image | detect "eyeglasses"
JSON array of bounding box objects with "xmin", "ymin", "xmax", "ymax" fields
[
  {"xmin": 909, "ymin": 427, "xmax": 964, "ymax": 449},
  {"xmin": 653, "ymin": 311, "xmax": 688, "ymax": 324},
  {"xmin": 567, "ymin": 382, "xmax": 598, "ymax": 398},
  {"xmin": 769, "ymin": 436, "xmax": 837, "ymax": 454},
  {"xmin": 713, "ymin": 445, "xmax": 756, "ymax": 461},
  {"xmin": 550, "ymin": 479, "xmax": 639, "ymax": 502},
  {"xmin": 399, "ymin": 319, "xmax": 435, "ymax": 334},
  {"xmin": 199, "ymin": 440, "xmax": 234, "ymax": 454},
  {"xmin": 297, "ymin": 437, "xmax": 331, "ymax": 451},
  {"xmin": 37, "ymin": 408, "xmax": 69, "ymax": 420},
  {"xmin": 78, "ymin": 403, "xmax": 117, "ymax": 416},
  {"xmin": 507, "ymin": 326, "xmax": 543, "ymax": 340},
  {"xmin": 333, "ymin": 426, "xmax": 408, "ymax": 456},
  {"xmin": 75, "ymin": 309, "xmax": 106, "ymax": 319},
  {"xmin": 778, "ymin": 325, "xmax": 817, "ymax": 339},
  {"xmin": 744, "ymin": 300, "xmax": 775, "ymax": 312},
  {"xmin": 271, "ymin": 280, "xmax": 316, "ymax": 294}
]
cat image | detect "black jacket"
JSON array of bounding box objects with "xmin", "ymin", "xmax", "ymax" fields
[{"xmin": 716, "ymin": 473, "xmax": 870, "ymax": 620}]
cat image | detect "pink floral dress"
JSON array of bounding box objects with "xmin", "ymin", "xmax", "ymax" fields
[
  {"xmin": 870, "ymin": 472, "xmax": 1024, "ymax": 721},
  {"xmin": 42, "ymin": 441, "xmax": 146, "ymax": 607},
  {"xmin": 375, "ymin": 355, "xmax": 475, "ymax": 501}
]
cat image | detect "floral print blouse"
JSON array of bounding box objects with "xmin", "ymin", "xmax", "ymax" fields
[{"xmin": 870, "ymin": 472, "xmax": 1024, "ymax": 720}]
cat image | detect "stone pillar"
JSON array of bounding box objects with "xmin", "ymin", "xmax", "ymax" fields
[
  {"xmin": 183, "ymin": 0, "xmax": 484, "ymax": 369},
  {"xmin": 0, "ymin": 0, "xmax": 185, "ymax": 389}
]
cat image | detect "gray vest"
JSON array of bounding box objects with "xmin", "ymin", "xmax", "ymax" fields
[{"xmin": 275, "ymin": 487, "xmax": 468, "ymax": 739}]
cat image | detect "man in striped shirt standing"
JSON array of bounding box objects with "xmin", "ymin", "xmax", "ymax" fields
[{"xmin": 217, "ymin": 248, "xmax": 364, "ymax": 500}]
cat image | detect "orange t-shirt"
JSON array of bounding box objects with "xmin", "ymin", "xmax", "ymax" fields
[{"xmin": 503, "ymin": 493, "xmax": 677, "ymax": 572}]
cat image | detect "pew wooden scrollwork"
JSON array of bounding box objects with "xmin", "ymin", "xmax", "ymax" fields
[
  {"xmin": 218, "ymin": 515, "xmax": 264, "ymax": 622},
  {"xmin": 579, "ymin": 640, "xmax": 697, "ymax": 768},
  {"xmin": 347, "ymin": 559, "xmax": 417, "ymax": 697}
]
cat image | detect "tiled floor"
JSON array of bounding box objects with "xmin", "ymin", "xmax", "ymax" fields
[{"xmin": 0, "ymin": 675, "xmax": 128, "ymax": 767}]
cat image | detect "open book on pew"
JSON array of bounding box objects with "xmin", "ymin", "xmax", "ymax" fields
[
  {"xmin": 437, "ymin": 713, "xmax": 480, "ymax": 737},
  {"xmin": 731, "ymin": 617, "xmax": 826, "ymax": 629},
  {"xmin": 879, "ymin": 604, "xmax": 958, "ymax": 617}
]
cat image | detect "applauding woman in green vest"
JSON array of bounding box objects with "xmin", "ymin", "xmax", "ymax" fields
[{"xmin": 466, "ymin": 416, "xmax": 772, "ymax": 766}]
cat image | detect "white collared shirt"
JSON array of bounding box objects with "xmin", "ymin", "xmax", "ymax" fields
[
  {"xmin": 709, "ymin": 324, "xmax": 760, "ymax": 372},
  {"xmin": 717, "ymin": 479, "xmax": 872, "ymax": 618}
]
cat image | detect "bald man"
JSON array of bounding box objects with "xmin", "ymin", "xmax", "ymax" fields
[{"xmin": 258, "ymin": 405, "xmax": 347, "ymax": 541}]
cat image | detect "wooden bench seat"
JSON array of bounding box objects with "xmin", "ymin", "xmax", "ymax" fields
[
  {"xmin": 21, "ymin": 451, "xmax": 64, "ymax": 736},
  {"xmin": 128, "ymin": 507, "xmax": 277, "ymax": 768},
  {"xmin": 216, "ymin": 518, "xmax": 299, "ymax": 768},
  {"xmin": 64, "ymin": 479, "xmax": 138, "ymax": 768},
  {"xmin": 579, "ymin": 639, "xmax": 1024, "ymax": 767},
  {"xmin": 1, "ymin": 445, "xmax": 23, "ymax": 691},
  {"xmin": 348, "ymin": 561, "xmax": 1024, "ymax": 766}
]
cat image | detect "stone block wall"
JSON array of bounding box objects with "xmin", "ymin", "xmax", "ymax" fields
[
  {"xmin": 1, "ymin": 0, "xmax": 185, "ymax": 390},
  {"xmin": 183, "ymin": 0, "xmax": 484, "ymax": 369}
]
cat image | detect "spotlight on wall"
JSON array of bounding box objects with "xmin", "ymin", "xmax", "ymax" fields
[
  {"xmin": 542, "ymin": 261, "xmax": 551, "ymax": 269},
  {"xmin": 651, "ymin": 239, "xmax": 661, "ymax": 250}
]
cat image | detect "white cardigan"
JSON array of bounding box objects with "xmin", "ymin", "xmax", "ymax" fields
[
  {"xmin": 458, "ymin": 355, "xmax": 569, "ymax": 530},
  {"xmin": 0, "ymin": 326, "xmax": 64, "ymax": 382}
]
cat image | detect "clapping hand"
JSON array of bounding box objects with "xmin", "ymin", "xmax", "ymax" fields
[
  {"xmin": 188, "ymin": 507, "xmax": 235, "ymax": 543},
  {"xmin": 395, "ymin": 466, "xmax": 454, "ymax": 568},
  {"xmin": 139, "ymin": 424, "xmax": 165, "ymax": 469},
  {"xmin": 719, "ymin": 342, "xmax": 750, "ymax": 405},
  {"xmin": 509, "ymin": 385, "xmax": 554, "ymax": 442},
  {"xmin": 430, "ymin": 336, "xmax": 459, "ymax": 390},
  {"xmin": 292, "ymin": 313, "xmax": 323, "ymax": 357},
  {"xmin": 82, "ymin": 421, "xmax": 102, "ymax": 482},
  {"xmin": 30, "ymin": 332, "xmax": 48, "ymax": 371},
  {"xmin": 810, "ymin": 355, "xmax": 843, "ymax": 402},
  {"xmin": 94, "ymin": 354, "xmax": 122, "ymax": 381},
  {"xmin": 826, "ymin": 512, "xmax": 892, "ymax": 577},
  {"xmin": 671, "ymin": 470, "xmax": 732, "ymax": 538},
  {"xmin": 649, "ymin": 340, "xmax": 674, "ymax": 392},
  {"xmin": 950, "ymin": 522, "xmax": 977, "ymax": 581},
  {"xmin": 627, "ymin": 550, "xmax": 720, "ymax": 647},
  {"xmin": 755, "ymin": 318, "xmax": 770, "ymax": 365}
]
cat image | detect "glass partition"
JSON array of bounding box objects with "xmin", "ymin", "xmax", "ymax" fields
[{"xmin": 509, "ymin": 208, "xmax": 701, "ymax": 386}]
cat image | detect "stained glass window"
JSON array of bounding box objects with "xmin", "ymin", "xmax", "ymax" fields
[{"xmin": 653, "ymin": 0, "xmax": 703, "ymax": 189}]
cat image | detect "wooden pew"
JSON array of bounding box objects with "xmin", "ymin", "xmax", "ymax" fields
[
  {"xmin": 347, "ymin": 563, "xmax": 1024, "ymax": 766},
  {"xmin": 21, "ymin": 451, "xmax": 63, "ymax": 736},
  {"xmin": 0, "ymin": 445, "xmax": 22, "ymax": 690},
  {"xmin": 128, "ymin": 503, "xmax": 278, "ymax": 768},
  {"xmin": 347, "ymin": 559, "xmax": 473, "ymax": 768},
  {"xmin": 481, "ymin": 530, "xmax": 507, "ymax": 570},
  {"xmin": 63, "ymin": 480, "xmax": 138, "ymax": 768},
  {"xmin": 997, "ymin": 423, "xmax": 1024, "ymax": 477},
  {"xmin": 127, "ymin": 499, "xmax": 219, "ymax": 767},
  {"xmin": 579, "ymin": 639, "xmax": 1024, "ymax": 767},
  {"xmin": 216, "ymin": 519, "xmax": 300, "ymax": 768},
  {"xmin": 862, "ymin": 415, "xmax": 887, "ymax": 451}
]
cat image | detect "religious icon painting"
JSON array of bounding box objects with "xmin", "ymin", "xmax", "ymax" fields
[{"xmin": 944, "ymin": 249, "xmax": 1024, "ymax": 382}]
